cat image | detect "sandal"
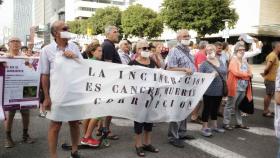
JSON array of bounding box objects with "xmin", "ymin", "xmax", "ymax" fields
[
  {"xmin": 262, "ymin": 112, "xmax": 274, "ymax": 118},
  {"xmin": 135, "ymin": 146, "xmax": 145, "ymax": 157},
  {"xmin": 235, "ymin": 124, "xmax": 249, "ymax": 129},
  {"xmin": 190, "ymin": 117, "xmax": 203, "ymax": 124},
  {"xmin": 143, "ymin": 144, "xmax": 159, "ymax": 153},
  {"xmin": 107, "ymin": 134, "xmax": 119, "ymax": 140}
]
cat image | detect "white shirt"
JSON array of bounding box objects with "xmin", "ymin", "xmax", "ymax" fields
[
  {"xmin": 40, "ymin": 41, "xmax": 82, "ymax": 75},
  {"xmin": 274, "ymin": 68, "xmax": 280, "ymax": 138}
]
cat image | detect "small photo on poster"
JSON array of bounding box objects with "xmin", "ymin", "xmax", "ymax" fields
[{"xmin": 23, "ymin": 86, "xmax": 37, "ymax": 98}]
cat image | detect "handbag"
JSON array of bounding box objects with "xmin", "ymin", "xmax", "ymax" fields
[
  {"xmin": 238, "ymin": 79, "xmax": 254, "ymax": 114},
  {"xmin": 206, "ymin": 61, "xmax": 228, "ymax": 96}
]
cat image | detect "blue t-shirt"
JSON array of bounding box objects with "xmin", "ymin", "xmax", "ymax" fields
[{"xmin": 199, "ymin": 60, "xmax": 227, "ymax": 96}]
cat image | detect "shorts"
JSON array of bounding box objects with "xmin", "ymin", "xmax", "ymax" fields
[
  {"xmin": 264, "ymin": 80, "xmax": 275, "ymax": 95},
  {"xmin": 134, "ymin": 121, "xmax": 153, "ymax": 134},
  {"xmin": 8, "ymin": 109, "xmax": 30, "ymax": 116}
]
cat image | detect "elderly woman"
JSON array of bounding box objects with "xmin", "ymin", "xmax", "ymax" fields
[
  {"xmin": 223, "ymin": 42, "xmax": 253, "ymax": 130},
  {"xmin": 128, "ymin": 39, "xmax": 159, "ymax": 157},
  {"xmin": 199, "ymin": 44, "xmax": 227, "ymax": 137}
]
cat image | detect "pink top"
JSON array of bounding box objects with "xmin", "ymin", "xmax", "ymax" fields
[{"xmin": 194, "ymin": 50, "xmax": 207, "ymax": 70}]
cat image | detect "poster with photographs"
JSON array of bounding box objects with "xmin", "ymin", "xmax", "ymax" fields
[
  {"xmin": 0, "ymin": 57, "xmax": 40, "ymax": 111},
  {"xmin": 0, "ymin": 62, "xmax": 5, "ymax": 120}
]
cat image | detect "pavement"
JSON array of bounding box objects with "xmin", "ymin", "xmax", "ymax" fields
[{"xmin": 0, "ymin": 108, "xmax": 277, "ymax": 158}]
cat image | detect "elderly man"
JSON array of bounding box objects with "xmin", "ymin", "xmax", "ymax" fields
[
  {"xmin": 166, "ymin": 29, "xmax": 196, "ymax": 148},
  {"xmin": 101, "ymin": 25, "xmax": 121, "ymax": 140},
  {"xmin": 118, "ymin": 39, "xmax": 131, "ymax": 64},
  {"xmin": 3, "ymin": 37, "xmax": 35, "ymax": 148},
  {"xmin": 40, "ymin": 20, "xmax": 83, "ymax": 158}
]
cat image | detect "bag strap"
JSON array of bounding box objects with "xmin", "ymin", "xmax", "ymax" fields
[
  {"xmin": 176, "ymin": 45, "xmax": 195, "ymax": 65},
  {"xmin": 206, "ymin": 60, "xmax": 225, "ymax": 82}
]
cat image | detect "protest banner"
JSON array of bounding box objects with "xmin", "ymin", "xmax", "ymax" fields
[
  {"xmin": 48, "ymin": 57, "xmax": 215, "ymax": 122},
  {"xmin": 0, "ymin": 57, "xmax": 40, "ymax": 111}
]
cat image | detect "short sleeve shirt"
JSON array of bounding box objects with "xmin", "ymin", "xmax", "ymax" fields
[
  {"xmin": 40, "ymin": 41, "xmax": 83, "ymax": 75},
  {"xmin": 264, "ymin": 51, "xmax": 279, "ymax": 81},
  {"xmin": 128, "ymin": 59, "xmax": 156, "ymax": 68},
  {"xmin": 199, "ymin": 60, "xmax": 227, "ymax": 96},
  {"xmin": 167, "ymin": 44, "xmax": 196, "ymax": 72},
  {"xmin": 101, "ymin": 39, "xmax": 121, "ymax": 64}
]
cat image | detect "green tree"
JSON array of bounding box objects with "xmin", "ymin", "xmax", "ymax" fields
[
  {"xmin": 67, "ymin": 19, "xmax": 92, "ymax": 35},
  {"xmin": 121, "ymin": 4, "xmax": 164, "ymax": 38},
  {"xmin": 89, "ymin": 6, "xmax": 122, "ymax": 35},
  {"xmin": 161, "ymin": 0, "xmax": 238, "ymax": 36}
]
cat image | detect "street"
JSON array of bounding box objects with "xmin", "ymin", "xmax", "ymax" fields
[{"xmin": 0, "ymin": 64, "xmax": 278, "ymax": 158}]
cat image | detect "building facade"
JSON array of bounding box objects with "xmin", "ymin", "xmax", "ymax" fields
[
  {"xmin": 32, "ymin": 0, "xmax": 65, "ymax": 44},
  {"xmin": 65, "ymin": 0, "xmax": 136, "ymax": 21},
  {"xmin": 13, "ymin": 0, "xmax": 33, "ymax": 45}
]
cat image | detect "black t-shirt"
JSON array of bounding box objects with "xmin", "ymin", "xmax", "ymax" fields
[
  {"xmin": 128, "ymin": 59, "xmax": 156, "ymax": 68},
  {"xmin": 101, "ymin": 39, "xmax": 121, "ymax": 63},
  {"xmin": 81, "ymin": 51, "xmax": 88, "ymax": 59}
]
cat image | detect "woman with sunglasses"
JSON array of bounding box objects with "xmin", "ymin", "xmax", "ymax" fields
[
  {"xmin": 128, "ymin": 39, "xmax": 159, "ymax": 157},
  {"xmin": 223, "ymin": 42, "xmax": 253, "ymax": 130}
]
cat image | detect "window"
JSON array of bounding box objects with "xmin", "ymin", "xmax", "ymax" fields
[{"xmin": 78, "ymin": 7, "xmax": 96, "ymax": 12}]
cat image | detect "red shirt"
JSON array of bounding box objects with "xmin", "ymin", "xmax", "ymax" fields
[{"xmin": 194, "ymin": 50, "xmax": 207, "ymax": 70}]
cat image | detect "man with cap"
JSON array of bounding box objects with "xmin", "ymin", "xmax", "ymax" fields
[{"xmin": 3, "ymin": 37, "xmax": 35, "ymax": 148}]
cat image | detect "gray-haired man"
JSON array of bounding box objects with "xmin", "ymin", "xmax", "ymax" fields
[
  {"xmin": 166, "ymin": 29, "xmax": 196, "ymax": 148},
  {"xmin": 101, "ymin": 25, "xmax": 121, "ymax": 140}
]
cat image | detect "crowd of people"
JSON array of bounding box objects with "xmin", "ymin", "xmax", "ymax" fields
[{"xmin": 1, "ymin": 20, "xmax": 280, "ymax": 158}]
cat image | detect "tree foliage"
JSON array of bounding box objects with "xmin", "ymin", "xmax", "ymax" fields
[
  {"xmin": 89, "ymin": 6, "xmax": 122, "ymax": 35},
  {"xmin": 67, "ymin": 19, "xmax": 91, "ymax": 35},
  {"xmin": 121, "ymin": 4, "xmax": 164, "ymax": 38},
  {"xmin": 161, "ymin": 0, "xmax": 238, "ymax": 36}
]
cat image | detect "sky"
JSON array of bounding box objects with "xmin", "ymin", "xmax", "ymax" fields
[
  {"xmin": 0, "ymin": 0, "xmax": 13, "ymax": 37},
  {"xmin": 135, "ymin": 0, "xmax": 163, "ymax": 12}
]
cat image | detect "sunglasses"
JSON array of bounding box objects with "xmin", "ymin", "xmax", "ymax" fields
[
  {"xmin": 62, "ymin": 26, "xmax": 69, "ymax": 31},
  {"xmin": 141, "ymin": 47, "xmax": 149, "ymax": 51}
]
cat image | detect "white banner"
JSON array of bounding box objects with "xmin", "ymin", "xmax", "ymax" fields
[
  {"xmin": 48, "ymin": 57, "xmax": 215, "ymax": 122},
  {"xmin": 0, "ymin": 57, "xmax": 40, "ymax": 111}
]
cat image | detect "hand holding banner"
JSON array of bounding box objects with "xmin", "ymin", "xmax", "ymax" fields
[{"xmin": 48, "ymin": 57, "xmax": 215, "ymax": 122}]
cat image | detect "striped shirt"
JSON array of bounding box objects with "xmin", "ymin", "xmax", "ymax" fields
[{"xmin": 118, "ymin": 49, "xmax": 131, "ymax": 65}]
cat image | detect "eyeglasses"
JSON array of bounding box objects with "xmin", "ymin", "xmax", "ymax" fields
[
  {"xmin": 182, "ymin": 35, "xmax": 190, "ymax": 38},
  {"xmin": 10, "ymin": 40, "xmax": 21, "ymax": 43},
  {"xmin": 141, "ymin": 47, "xmax": 149, "ymax": 51},
  {"xmin": 113, "ymin": 31, "xmax": 119, "ymax": 34},
  {"xmin": 62, "ymin": 26, "xmax": 69, "ymax": 31}
]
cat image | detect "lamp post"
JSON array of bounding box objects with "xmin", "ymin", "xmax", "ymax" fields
[{"xmin": 222, "ymin": 19, "xmax": 230, "ymax": 42}]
